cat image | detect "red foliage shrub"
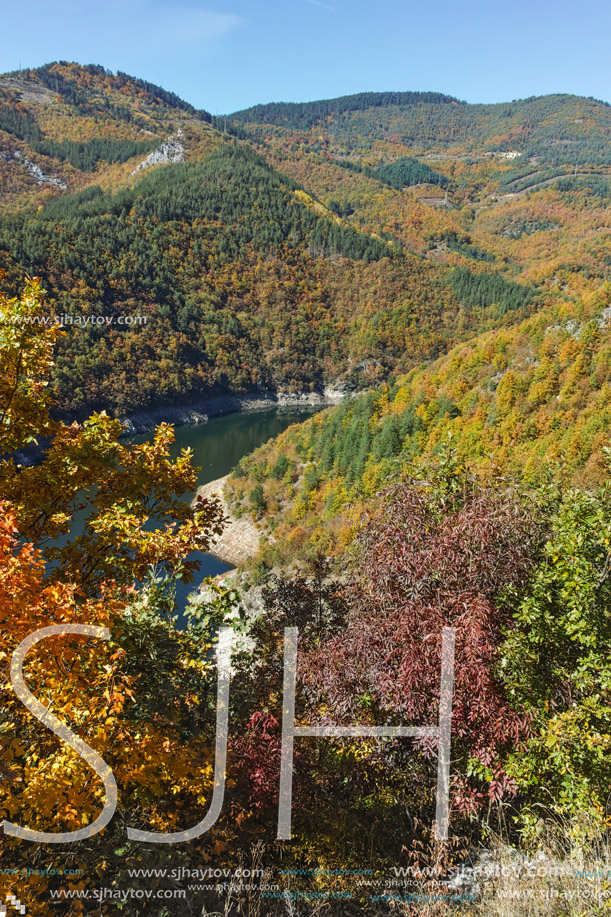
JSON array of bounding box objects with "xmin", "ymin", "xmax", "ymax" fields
[
  {"xmin": 231, "ymin": 711, "xmax": 282, "ymax": 812},
  {"xmin": 299, "ymin": 481, "xmax": 543, "ymax": 813}
]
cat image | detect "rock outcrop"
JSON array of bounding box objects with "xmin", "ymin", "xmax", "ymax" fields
[
  {"xmin": 132, "ymin": 129, "xmax": 184, "ymax": 174},
  {"xmin": 0, "ymin": 150, "xmax": 66, "ymax": 189}
]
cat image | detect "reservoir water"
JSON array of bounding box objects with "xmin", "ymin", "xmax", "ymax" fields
[{"xmin": 129, "ymin": 406, "xmax": 320, "ymax": 613}]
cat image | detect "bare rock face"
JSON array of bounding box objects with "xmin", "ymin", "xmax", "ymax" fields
[
  {"xmin": 0, "ymin": 77, "xmax": 54, "ymax": 104},
  {"xmin": 132, "ymin": 129, "xmax": 185, "ymax": 174},
  {"xmin": 0, "ymin": 150, "xmax": 67, "ymax": 189}
]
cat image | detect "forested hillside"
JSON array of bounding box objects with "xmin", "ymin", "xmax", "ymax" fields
[
  {"xmin": 1, "ymin": 63, "xmax": 610, "ymax": 418},
  {"xmin": 226, "ymin": 277, "xmax": 611, "ymax": 565},
  {"xmin": 232, "ymin": 91, "xmax": 611, "ymax": 164}
]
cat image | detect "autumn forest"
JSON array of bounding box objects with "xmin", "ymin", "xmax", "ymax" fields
[{"xmin": 1, "ymin": 61, "xmax": 611, "ymax": 916}]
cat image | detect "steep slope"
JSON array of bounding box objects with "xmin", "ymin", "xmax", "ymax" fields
[
  {"xmin": 1, "ymin": 66, "xmax": 609, "ymax": 419},
  {"xmin": 0, "ymin": 62, "xmax": 223, "ymax": 210},
  {"xmin": 226, "ymin": 278, "xmax": 611, "ymax": 565},
  {"xmin": 0, "ymin": 142, "xmax": 409, "ymax": 414}
]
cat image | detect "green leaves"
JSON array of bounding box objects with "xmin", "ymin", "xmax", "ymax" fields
[{"xmin": 500, "ymin": 484, "xmax": 611, "ymax": 823}]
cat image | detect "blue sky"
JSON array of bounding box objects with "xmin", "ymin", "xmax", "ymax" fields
[{"xmin": 1, "ymin": 0, "xmax": 610, "ymax": 112}]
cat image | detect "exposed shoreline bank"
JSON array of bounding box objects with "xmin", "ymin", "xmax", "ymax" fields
[
  {"xmin": 117, "ymin": 388, "xmax": 347, "ymax": 436},
  {"xmin": 194, "ymin": 474, "xmax": 261, "ymax": 567}
]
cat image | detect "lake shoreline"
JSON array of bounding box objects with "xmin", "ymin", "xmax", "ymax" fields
[{"xmin": 117, "ymin": 388, "xmax": 347, "ymax": 436}]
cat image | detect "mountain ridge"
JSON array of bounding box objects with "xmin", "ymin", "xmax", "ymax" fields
[
  {"xmin": 228, "ymin": 88, "xmax": 611, "ymax": 122},
  {"xmin": 0, "ymin": 61, "xmax": 609, "ymax": 422}
]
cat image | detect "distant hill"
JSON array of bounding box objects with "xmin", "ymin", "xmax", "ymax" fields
[
  {"xmin": 2, "ymin": 60, "xmax": 212, "ymax": 122},
  {"xmin": 230, "ymin": 91, "xmax": 611, "ymax": 166},
  {"xmin": 229, "ymin": 90, "xmax": 463, "ymax": 129}
]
